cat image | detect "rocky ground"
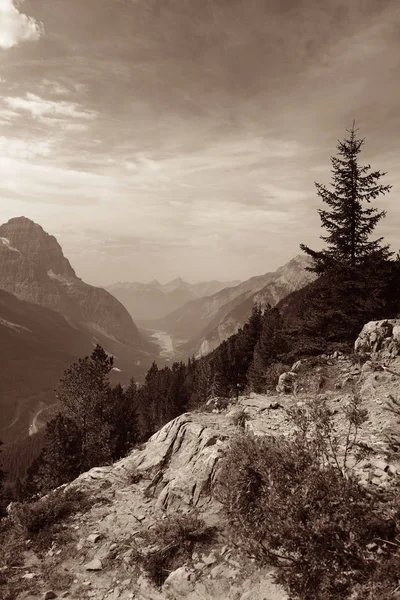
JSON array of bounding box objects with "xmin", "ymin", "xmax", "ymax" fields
[{"xmin": 5, "ymin": 320, "xmax": 400, "ymax": 600}]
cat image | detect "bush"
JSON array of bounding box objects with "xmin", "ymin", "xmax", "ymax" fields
[
  {"xmin": 230, "ymin": 408, "xmax": 248, "ymax": 429},
  {"xmin": 133, "ymin": 512, "xmax": 215, "ymax": 586},
  {"xmin": 215, "ymin": 397, "xmax": 400, "ymax": 600},
  {"xmin": 11, "ymin": 486, "xmax": 91, "ymax": 540}
]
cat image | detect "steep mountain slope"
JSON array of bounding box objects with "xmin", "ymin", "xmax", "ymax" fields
[
  {"xmin": 0, "ymin": 289, "xmax": 93, "ymax": 442},
  {"xmin": 195, "ymin": 255, "xmax": 315, "ymax": 356},
  {"xmin": 0, "ymin": 217, "xmax": 141, "ymax": 346},
  {"xmin": 154, "ymin": 272, "xmax": 278, "ymax": 342},
  {"xmin": 107, "ymin": 278, "xmax": 240, "ymax": 322}
]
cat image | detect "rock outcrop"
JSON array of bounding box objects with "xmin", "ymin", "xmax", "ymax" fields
[
  {"xmin": 0, "ymin": 217, "xmax": 141, "ymax": 346},
  {"xmin": 355, "ymin": 319, "xmax": 400, "ymax": 359}
]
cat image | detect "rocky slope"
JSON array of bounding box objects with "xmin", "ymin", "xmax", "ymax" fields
[
  {"xmin": 0, "ymin": 217, "xmax": 141, "ymax": 346},
  {"xmin": 6, "ymin": 321, "xmax": 400, "ymax": 600},
  {"xmin": 107, "ymin": 278, "xmax": 240, "ymax": 322}
]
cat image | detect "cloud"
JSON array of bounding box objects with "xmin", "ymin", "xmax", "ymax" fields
[
  {"xmin": 4, "ymin": 93, "xmax": 97, "ymax": 121},
  {"xmin": 0, "ymin": 136, "xmax": 53, "ymax": 159},
  {"xmin": 0, "ymin": 0, "xmax": 43, "ymax": 49}
]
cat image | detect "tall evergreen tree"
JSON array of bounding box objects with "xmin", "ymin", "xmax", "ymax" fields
[
  {"xmin": 301, "ymin": 123, "xmax": 392, "ymax": 273},
  {"xmin": 107, "ymin": 382, "xmax": 139, "ymax": 460},
  {"xmin": 56, "ymin": 344, "xmax": 114, "ymax": 471},
  {"xmin": 248, "ymin": 306, "xmax": 285, "ymax": 392},
  {"xmin": 31, "ymin": 414, "xmax": 83, "ymax": 492}
]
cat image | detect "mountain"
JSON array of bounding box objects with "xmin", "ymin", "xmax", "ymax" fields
[
  {"xmin": 195, "ymin": 255, "xmax": 315, "ymax": 356},
  {"xmin": 153, "ymin": 255, "xmax": 314, "ymax": 357},
  {"xmin": 0, "ymin": 217, "xmax": 161, "ymax": 441},
  {"xmin": 0, "ymin": 217, "xmax": 141, "ymax": 346},
  {"xmin": 107, "ymin": 277, "xmax": 240, "ymax": 322}
]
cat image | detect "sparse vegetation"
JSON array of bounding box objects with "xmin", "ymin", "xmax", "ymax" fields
[
  {"xmin": 10, "ymin": 486, "xmax": 91, "ymax": 545},
  {"xmin": 133, "ymin": 512, "xmax": 215, "ymax": 586},
  {"xmin": 216, "ymin": 396, "xmax": 400, "ymax": 600}
]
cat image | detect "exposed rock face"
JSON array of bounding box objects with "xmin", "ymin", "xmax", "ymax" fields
[
  {"xmin": 0, "ymin": 217, "xmax": 141, "ymax": 345},
  {"xmin": 355, "ymin": 319, "xmax": 400, "ymax": 358}
]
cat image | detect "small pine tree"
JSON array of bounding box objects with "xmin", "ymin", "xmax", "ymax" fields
[
  {"xmin": 55, "ymin": 345, "xmax": 114, "ymax": 472},
  {"xmin": 301, "ymin": 122, "xmax": 392, "ymax": 273},
  {"xmin": 32, "ymin": 414, "xmax": 83, "ymax": 492}
]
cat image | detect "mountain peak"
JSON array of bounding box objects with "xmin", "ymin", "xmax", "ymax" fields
[
  {"xmin": 0, "ymin": 216, "xmax": 76, "ymax": 279},
  {"xmin": 0, "ymin": 216, "xmax": 142, "ymax": 346}
]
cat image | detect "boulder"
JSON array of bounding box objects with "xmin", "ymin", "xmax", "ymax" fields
[
  {"xmin": 276, "ymin": 371, "xmax": 297, "ymax": 394},
  {"xmin": 355, "ymin": 319, "xmax": 400, "ymax": 357},
  {"xmin": 85, "ymin": 558, "xmax": 103, "ymax": 571},
  {"xmin": 163, "ymin": 566, "xmax": 195, "ymax": 596}
]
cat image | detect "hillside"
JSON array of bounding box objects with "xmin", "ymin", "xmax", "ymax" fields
[
  {"xmin": 150, "ymin": 255, "xmax": 314, "ymax": 359},
  {"xmin": 195, "ymin": 255, "xmax": 315, "ymax": 356},
  {"xmin": 3, "ymin": 323, "xmax": 400, "ymax": 600},
  {"xmin": 0, "ymin": 289, "xmax": 93, "ymax": 443},
  {"xmin": 0, "ymin": 288, "xmax": 157, "ymax": 443},
  {"xmin": 153, "ymin": 270, "xmax": 277, "ymax": 343}
]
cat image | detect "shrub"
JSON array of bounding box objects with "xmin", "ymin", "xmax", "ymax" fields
[
  {"xmin": 230, "ymin": 408, "xmax": 248, "ymax": 429},
  {"xmin": 133, "ymin": 512, "xmax": 215, "ymax": 586},
  {"xmin": 263, "ymin": 362, "xmax": 289, "ymax": 391},
  {"xmin": 11, "ymin": 486, "xmax": 91, "ymax": 540},
  {"xmin": 215, "ymin": 396, "xmax": 400, "ymax": 600}
]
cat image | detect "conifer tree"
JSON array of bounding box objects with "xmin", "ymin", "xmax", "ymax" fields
[
  {"xmin": 301, "ymin": 123, "xmax": 392, "ymax": 273},
  {"xmin": 107, "ymin": 382, "xmax": 139, "ymax": 460},
  {"xmin": 32, "ymin": 414, "xmax": 83, "ymax": 492},
  {"xmin": 248, "ymin": 306, "xmax": 285, "ymax": 392},
  {"xmin": 56, "ymin": 344, "xmax": 114, "ymax": 471}
]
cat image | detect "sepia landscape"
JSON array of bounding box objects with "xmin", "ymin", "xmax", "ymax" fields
[{"xmin": 1, "ymin": 1, "xmax": 400, "ymax": 599}]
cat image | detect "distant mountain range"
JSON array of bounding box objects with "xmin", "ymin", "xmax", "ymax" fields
[
  {"xmin": 0, "ymin": 217, "xmax": 158, "ymax": 441},
  {"xmin": 107, "ymin": 277, "xmax": 240, "ymax": 321},
  {"xmin": 150, "ymin": 255, "xmax": 315, "ymax": 358}
]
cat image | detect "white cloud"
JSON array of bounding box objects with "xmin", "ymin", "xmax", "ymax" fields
[
  {"xmin": 4, "ymin": 93, "xmax": 97, "ymax": 121},
  {"xmin": 0, "ymin": 137, "xmax": 53, "ymax": 159},
  {"xmin": 40, "ymin": 79, "xmax": 71, "ymax": 96},
  {"xmin": 0, "ymin": 0, "xmax": 43, "ymax": 49}
]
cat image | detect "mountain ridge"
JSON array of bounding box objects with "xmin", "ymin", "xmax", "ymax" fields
[
  {"xmin": 0, "ymin": 216, "xmax": 142, "ymax": 347},
  {"xmin": 107, "ymin": 277, "xmax": 241, "ymax": 322},
  {"xmin": 151, "ymin": 254, "xmax": 315, "ymax": 358}
]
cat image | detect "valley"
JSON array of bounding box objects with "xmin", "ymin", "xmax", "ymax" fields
[{"xmin": 145, "ymin": 329, "xmax": 182, "ymax": 360}]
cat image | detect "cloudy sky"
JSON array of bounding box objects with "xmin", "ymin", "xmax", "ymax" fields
[{"xmin": 0, "ymin": 0, "xmax": 399, "ymax": 285}]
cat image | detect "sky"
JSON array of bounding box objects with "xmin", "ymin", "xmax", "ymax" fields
[{"xmin": 0, "ymin": 0, "xmax": 400, "ymax": 285}]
